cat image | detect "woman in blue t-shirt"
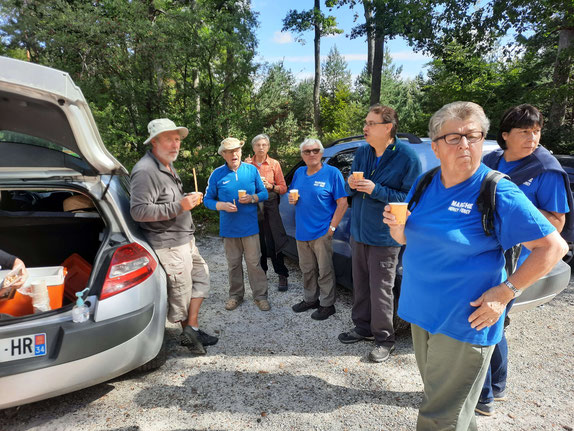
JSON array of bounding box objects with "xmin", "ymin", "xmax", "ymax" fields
[
  {"xmin": 479, "ymin": 104, "xmax": 571, "ymax": 416},
  {"xmin": 383, "ymin": 101, "xmax": 567, "ymax": 431}
]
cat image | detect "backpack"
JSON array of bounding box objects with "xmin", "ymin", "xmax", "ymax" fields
[{"xmin": 407, "ymin": 167, "xmax": 521, "ymax": 275}]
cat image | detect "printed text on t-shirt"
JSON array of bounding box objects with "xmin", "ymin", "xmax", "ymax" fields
[{"xmin": 448, "ymin": 200, "xmax": 474, "ymax": 214}]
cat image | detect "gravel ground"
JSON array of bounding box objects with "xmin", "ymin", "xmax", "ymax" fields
[{"xmin": 2, "ymin": 235, "xmax": 574, "ymax": 431}]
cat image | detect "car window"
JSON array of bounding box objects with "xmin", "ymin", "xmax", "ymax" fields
[
  {"xmin": 0, "ymin": 130, "xmax": 81, "ymax": 158},
  {"xmin": 327, "ymin": 149, "xmax": 356, "ymax": 179}
]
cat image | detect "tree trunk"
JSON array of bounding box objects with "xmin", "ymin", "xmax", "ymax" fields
[
  {"xmin": 363, "ymin": 0, "xmax": 375, "ymax": 76},
  {"xmin": 313, "ymin": 0, "xmax": 321, "ymax": 134},
  {"xmin": 547, "ymin": 27, "xmax": 574, "ymax": 129},
  {"xmin": 192, "ymin": 68, "xmax": 201, "ymax": 127},
  {"xmin": 370, "ymin": 31, "xmax": 384, "ymax": 106}
]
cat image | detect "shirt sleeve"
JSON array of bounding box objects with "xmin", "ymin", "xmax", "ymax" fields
[
  {"xmin": 495, "ymin": 179, "xmax": 556, "ymax": 250},
  {"xmin": 130, "ymin": 168, "xmax": 183, "ymax": 222},
  {"xmin": 371, "ymin": 153, "xmax": 422, "ymax": 203},
  {"xmin": 203, "ymin": 170, "xmax": 219, "ymax": 211},
  {"xmin": 272, "ymin": 160, "xmax": 288, "ymax": 195},
  {"xmin": 535, "ymin": 171, "xmax": 570, "ymax": 213},
  {"xmin": 331, "ymin": 168, "xmax": 348, "ymax": 200},
  {"xmin": 0, "ymin": 249, "xmax": 17, "ymax": 269}
]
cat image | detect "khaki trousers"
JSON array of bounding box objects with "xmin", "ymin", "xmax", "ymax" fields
[
  {"xmin": 296, "ymin": 233, "xmax": 336, "ymax": 307},
  {"xmin": 411, "ymin": 324, "xmax": 495, "ymax": 431},
  {"xmin": 223, "ymin": 234, "xmax": 268, "ymax": 301}
]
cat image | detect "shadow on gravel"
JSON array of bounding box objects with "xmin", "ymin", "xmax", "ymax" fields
[{"xmin": 133, "ymin": 370, "xmax": 422, "ymax": 413}]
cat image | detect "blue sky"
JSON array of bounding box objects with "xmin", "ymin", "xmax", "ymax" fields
[{"xmin": 252, "ymin": 0, "xmax": 433, "ymax": 81}]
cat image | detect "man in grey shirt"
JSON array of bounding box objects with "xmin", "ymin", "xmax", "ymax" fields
[{"xmin": 130, "ymin": 118, "xmax": 217, "ymax": 354}]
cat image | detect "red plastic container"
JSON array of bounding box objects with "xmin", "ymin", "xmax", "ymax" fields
[{"xmin": 61, "ymin": 253, "xmax": 92, "ymax": 302}]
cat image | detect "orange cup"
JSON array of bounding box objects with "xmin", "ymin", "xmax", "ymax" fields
[
  {"xmin": 389, "ymin": 202, "xmax": 408, "ymax": 225},
  {"xmin": 238, "ymin": 190, "xmax": 246, "ymax": 198},
  {"xmin": 289, "ymin": 189, "xmax": 299, "ymax": 204},
  {"xmin": 353, "ymin": 171, "xmax": 364, "ymax": 180}
]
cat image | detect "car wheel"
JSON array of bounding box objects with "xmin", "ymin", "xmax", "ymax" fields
[
  {"xmin": 392, "ymin": 273, "xmax": 410, "ymax": 334},
  {"xmin": 136, "ymin": 329, "xmax": 168, "ymax": 372}
]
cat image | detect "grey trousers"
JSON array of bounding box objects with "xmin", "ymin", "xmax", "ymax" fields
[
  {"xmin": 411, "ymin": 324, "xmax": 495, "ymax": 431},
  {"xmin": 351, "ymin": 239, "xmax": 400, "ymax": 347},
  {"xmin": 296, "ymin": 233, "xmax": 336, "ymax": 307},
  {"xmin": 223, "ymin": 234, "xmax": 268, "ymax": 301}
]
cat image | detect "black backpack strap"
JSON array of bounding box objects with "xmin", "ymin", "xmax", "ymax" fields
[
  {"xmin": 476, "ymin": 170, "xmax": 509, "ymax": 237},
  {"xmin": 476, "ymin": 169, "xmax": 522, "ymax": 275},
  {"xmin": 408, "ymin": 166, "xmax": 440, "ymax": 212}
]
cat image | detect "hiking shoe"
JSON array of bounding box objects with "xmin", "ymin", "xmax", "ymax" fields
[
  {"xmin": 224, "ymin": 298, "xmax": 243, "ymax": 311},
  {"xmin": 311, "ymin": 305, "xmax": 336, "ymax": 320},
  {"xmin": 493, "ymin": 389, "xmax": 507, "ymax": 401},
  {"xmin": 196, "ymin": 329, "xmax": 218, "ymax": 346},
  {"xmin": 475, "ymin": 401, "xmax": 495, "ymax": 416},
  {"xmin": 338, "ymin": 329, "xmax": 375, "ymax": 344},
  {"xmin": 278, "ymin": 275, "xmax": 288, "ymax": 292},
  {"xmin": 181, "ymin": 326, "xmax": 206, "ymax": 355},
  {"xmin": 368, "ymin": 345, "xmax": 395, "ymax": 362},
  {"xmin": 292, "ymin": 300, "xmax": 320, "ymax": 313},
  {"xmin": 254, "ymin": 299, "xmax": 271, "ymax": 311}
]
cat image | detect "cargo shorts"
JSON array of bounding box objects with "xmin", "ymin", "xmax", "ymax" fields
[{"xmin": 155, "ymin": 237, "xmax": 210, "ymax": 323}]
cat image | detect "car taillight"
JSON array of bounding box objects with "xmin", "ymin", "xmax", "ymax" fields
[{"xmin": 101, "ymin": 243, "xmax": 158, "ymax": 299}]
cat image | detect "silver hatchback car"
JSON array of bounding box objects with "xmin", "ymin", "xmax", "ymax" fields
[{"xmin": 0, "ymin": 57, "xmax": 168, "ymax": 408}]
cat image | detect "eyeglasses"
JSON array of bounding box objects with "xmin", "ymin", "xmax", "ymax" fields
[
  {"xmin": 435, "ymin": 131, "xmax": 484, "ymax": 145},
  {"xmin": 223, "ymin": 148, "xmax": 242, "ymax": 154},
  {"xmin": 302, "ymin": 148, "xmax": 321, "ymax": 155},
  {"xmin": 363, "ymin": 121, "xmax": 390, "ymax": 128}
]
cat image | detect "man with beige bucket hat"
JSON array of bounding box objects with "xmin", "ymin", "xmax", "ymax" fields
[
  {"xmin": 204, "ymin": 137, "xmax": 270, "ymax": 312},
  {"xmin": 130, "ymin": 118, "xmax": 217, "ymax": 355}
]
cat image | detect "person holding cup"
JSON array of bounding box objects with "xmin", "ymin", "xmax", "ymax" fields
[
  {"xmin": 244, "ymin": 134, "xmax": 290, "ymax": 292},
  {"xmin": 289, "ymin": 138, "xmax": 348, "ymax": 321},
  {"xmin": 338, "ymin": 104, "xmax": 422, "ymax": 363},
  {"xmin": 383, "ymin": 101, "xmax": 567, "ymax": 430},
  {"xmin": 131, "ymin": 118, "xmax": 217, "ymax": 355},
  {"xmin": 204, "ymin": 137, "xmax": 270, "ymax": 312}
]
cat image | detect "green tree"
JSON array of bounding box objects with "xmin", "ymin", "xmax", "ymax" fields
[
  {"xmin": 321, "ymin": 45, "xmax": 352, "ymax": 99},
  {"xmin": 282, "ymin": 0, "xmax": 343, "ymax": 133}
]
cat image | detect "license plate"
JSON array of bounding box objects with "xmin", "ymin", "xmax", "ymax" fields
[{"xmin": 0, "ymin": 333, "xmax": 47, "ymax": 363}]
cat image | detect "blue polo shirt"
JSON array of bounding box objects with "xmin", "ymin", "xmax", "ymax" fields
[
  {"xmin": 290, "ymin": 164, "xmax": 347, "ymax": 241},
  {"xmin": 399, "ymin": 164, "xmax": 555, "ymax": 345}
]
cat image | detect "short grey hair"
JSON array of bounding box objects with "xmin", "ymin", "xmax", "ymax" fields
[
  {"xmin": 428, "ymin": 101, "xmax": 490, "ymax": 141},
  {"xmin": 300, "ymin": 138, "xmax": 324, "ymax": 153},
  {"xmin": 251, "ymin": 134, "xmax": 270, "ymax": 147}
]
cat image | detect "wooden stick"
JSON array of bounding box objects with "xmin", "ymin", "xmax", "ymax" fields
[{"xmin": 193, "ymin": 168, "xmax": 199, "ymax": 192}]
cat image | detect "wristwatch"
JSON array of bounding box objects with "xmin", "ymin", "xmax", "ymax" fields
[
  {"xmin": 503, "ymin": 279, "xmax": 522, "ymax": 298},
  {"xmin": 251, "ymin": 195, "xmax": 256, "ymax": 204},
  {"xmin": 329, "ymin": 225, "xmax": 336, "ymax": 232}
]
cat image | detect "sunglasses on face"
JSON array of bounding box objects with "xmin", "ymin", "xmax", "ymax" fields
[{"xmin": 302, "ymin": 148, "xmax": 321, "ymax": 155}]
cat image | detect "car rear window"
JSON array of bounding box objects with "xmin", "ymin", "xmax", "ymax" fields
[{"xmin": 0, "ymin": 130, "xmax": 80, "ymax": 158}]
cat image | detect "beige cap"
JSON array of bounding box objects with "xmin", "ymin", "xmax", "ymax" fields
[
  {"xmin": 218, "ymin": 137, "xmax": 244, "ymax": 155},
  {"xmin": 144, "ymin": 118, "xmax": 189, "ymax": 145}
]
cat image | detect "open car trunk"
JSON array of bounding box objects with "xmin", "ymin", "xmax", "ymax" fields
[{"xmin": 0, "ymin": 189, "xmax": 104, "ymax": 318}]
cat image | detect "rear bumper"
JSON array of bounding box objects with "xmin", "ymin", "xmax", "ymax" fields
[{"xmin": 0, "ymin": 302, "xmax": 165, "ymax": 409}]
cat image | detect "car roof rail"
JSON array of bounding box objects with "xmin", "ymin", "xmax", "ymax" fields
[
  {"xmin": 396, "ymin": 132, "xmax": 422, "ymax": 144},
  {"xmin": 327, "ymin": 135, "xmax": 365, "ymax": 147}
]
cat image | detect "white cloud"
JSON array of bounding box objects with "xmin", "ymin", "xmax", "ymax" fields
[{"xmin": 273, "ymin": 31, "xmax": 294, "ymax": 44}]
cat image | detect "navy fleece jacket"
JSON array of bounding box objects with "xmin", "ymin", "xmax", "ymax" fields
[{"xmin": 347, "ymin": 139, "xmax": 422, "ymax": 246}]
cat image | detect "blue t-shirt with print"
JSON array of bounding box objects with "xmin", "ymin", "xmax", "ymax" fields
[
  {"xmin": 399, "ymin": 163, "xmax": 555, "ymax": 346},
  {"xmin": 204, "ymin": 162, "xmax": 268, "ymax": 238},
  {"xmin": 290, "ymin": 164, "xmax": 347, "ymax": 241},
  {"xmin": 498, "ymin": 157, "xmax": 569, "ymax": 265}
]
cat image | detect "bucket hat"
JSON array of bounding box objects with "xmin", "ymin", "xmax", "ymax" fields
[
  {"xmin": 218, "ymin": 137, "xmax": 244, "ymax": 155},
  {"xmin": 144, "ymin": 118, "xmax": 189, "ymax": 145}
]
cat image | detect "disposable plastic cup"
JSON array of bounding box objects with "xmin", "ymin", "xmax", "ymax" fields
[
  {"xmin": 353, "ymin": 171, "xmax": 364, "ymax": 180},
  {"xmin": 389, "ymin": 202, "xmax": 408, "ymax": 225},
  {"xmin": 289, "ymin": 189, "xmax": 299, "ymax": 204},
  {"xmin": 238, "ymin": 190, "xmax": 247, "ymax": 198},
  {"xmin": 190, "ymin": 191, "xmax": 203, "ymax": 203}
]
